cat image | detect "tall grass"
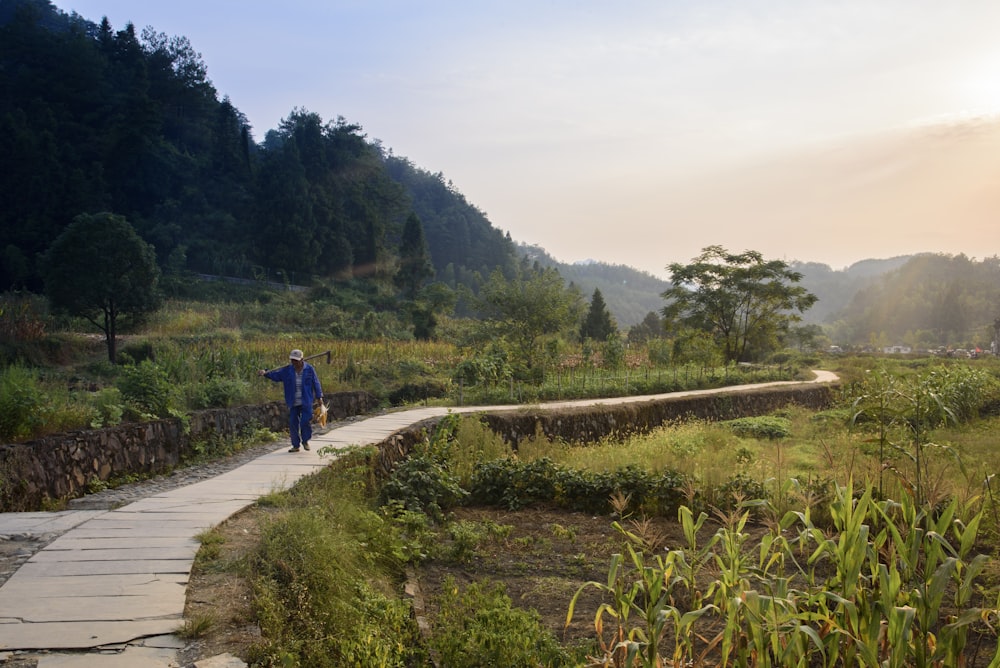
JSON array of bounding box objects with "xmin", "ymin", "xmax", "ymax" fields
[{"xmin": 245, "ymin": 453, "xmax": 426, "ymax": 667}]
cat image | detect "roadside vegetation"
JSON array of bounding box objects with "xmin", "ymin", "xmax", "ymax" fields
[
  {"xmin": 0, "ymin": 284, "xmax": 810, "ymax": 444},
  {"xmin": 3, "ymin": 254, "xmax": 1000, "ymax": 665},
  {"xmin": 184, "ymin": 355, "xmax": 1000, "ymax": 666}
]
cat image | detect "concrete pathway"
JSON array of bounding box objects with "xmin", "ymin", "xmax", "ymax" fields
[{"xmin": 0, "ymin": 372, "xmax": 836, "ymax": 665}]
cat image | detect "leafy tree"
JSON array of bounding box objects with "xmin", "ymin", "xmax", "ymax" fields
[
  {"xmin": 602, "ymin": 333, "xmax": 626, "ymax": 369},
  {"xmin": 409, "ymin": 282, "xmax": 456, "ymax": 341},
  {"xmin": 627, "ymin": 311, "xmax": 664, "ymax": 344},
  {"xmin": 580, "ymin": 288, "xmax": 617, "ymax": 342},
  {"xmin": 395, "ymin": 212, "xmax": 434, "ymax": 299},
  {"xmin": 43, "ymin": 212, "xmax": 161, "ymax": 363},
  {"xmin": 661, "ymin": 246, "xmax": 817, "ymax": 363},
  {"xmin": 477, "ymin": 265, "xmax": 582, "ymax": 373},
  {"xmin": 785, "ymin": 323, "xmax": 826, "ymax": 352},
  {"xmin": 672, "ymin": 328, "xmax": 723, "ymax": 368}
]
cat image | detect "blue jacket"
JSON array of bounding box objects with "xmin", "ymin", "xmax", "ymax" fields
[{"xmin": 264, "ymin": 363, "xmax": 323, "ymax": 408}]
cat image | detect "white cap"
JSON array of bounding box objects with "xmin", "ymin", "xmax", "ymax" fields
[{"xmin": 289, "ymin": 349, "xmax": 304, "ymax": 361}]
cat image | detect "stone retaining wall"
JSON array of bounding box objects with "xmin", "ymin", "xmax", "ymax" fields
[
  {"xmin": 480, "ymin": 383, "xmax": 834, "ymax": 447},
  {"xmin": 1, "ymin": 384, "xmax": 835, "ymax": 512},
  {"xmin": 371, "ymin": 383, "xmax": 836, "ymax": 481},
  {"xmin": 0, "ymin": 391, "xmax": 378, "ymax": 511}
]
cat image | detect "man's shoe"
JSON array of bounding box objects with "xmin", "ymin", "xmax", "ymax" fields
[
  {"xmin": 288, "ymin": 447, "xmax": 300, "ymax": 453},
  {"xmin": 303, "ymin": 442, "xmax": 311, "ymax": 451}
]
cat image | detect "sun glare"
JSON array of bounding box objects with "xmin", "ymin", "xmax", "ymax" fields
[{"xmin": 959, "ymin": 56, "xmax": 1000, "ymax": 115}]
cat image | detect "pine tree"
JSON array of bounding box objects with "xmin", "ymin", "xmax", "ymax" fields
[
  {"xmin": 395, "ymin": 212, "xmax": 434, "ymax": 299},
  {"xmin": 580, "ymin": 288, "xmax": 617, "ymax": 342}
]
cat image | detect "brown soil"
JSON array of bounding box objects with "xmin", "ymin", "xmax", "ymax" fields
[
  {"xmin": 178, "ymin": 505, "xmax": 1000, "ymax": 667},
  {"xmin": 176, "ymin": 504, "xmax": 700, "ymax": 663},
  {"xmin": 415, "ymin": 506, "xmax": 689, "ymax": 648}
]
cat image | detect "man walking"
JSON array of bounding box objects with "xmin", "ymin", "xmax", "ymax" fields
[{"xmin": 258, "ymin": 349, "xmax": 324, "ymax": 452}]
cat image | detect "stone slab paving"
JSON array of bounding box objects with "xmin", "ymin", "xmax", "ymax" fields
[{"xmin": 0, "ymin": 371, "xmax": 837, "ymax": 665}]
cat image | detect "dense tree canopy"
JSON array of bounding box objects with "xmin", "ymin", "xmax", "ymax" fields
[
  {"xmin": 662, "ymin": 246, "xmax": 817, "ymax": 363},
  {"xmin": 42, "ymin": 212, "xmax": 161, "ymax": 362},
  {"xmin": 395, "ymin": 213, "xmax": 434, "ymax": 299},
  {"xmin": 627, "ymin": 311, "xmax": 664, "ymax": 344},
  {"xmin": 830, "ymin": 253, "xmax": 1000, "ymax": 349},
  {"xmin": 478, "ymin": 264, "xmax": 583, "ymax": 372},
  {"xmin": 0, "ymin": 1, "xmax": 519, "ymax": 298}
]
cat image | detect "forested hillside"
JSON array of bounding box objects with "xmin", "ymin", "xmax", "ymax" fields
[
  {"xmin": 0, "ymin": 0, "xmax": 518, "ymax": 293},
  {"xmin": 1, "ymin": 0, "xmax": 995, "ymax": 350},
  {"xmin": 791, "ymin": 256, "xmax": 912, "ymax": 324},
  {"xmin": 827, "ymin": 253, "xmax": 1000, "ymax": 348},
  {"xmin": 519, "ymin": 244, "xmax": 667, "ymax": 328}
]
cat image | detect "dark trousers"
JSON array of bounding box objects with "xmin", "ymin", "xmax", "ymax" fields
[{"xmin": 288, "ymin": 404, "xmax": 312, "ymax": 448}]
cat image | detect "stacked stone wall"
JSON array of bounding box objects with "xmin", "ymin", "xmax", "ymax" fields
[
  {"xmin": 1, "ymin": 384, "xmax": 834, "ymax": 512},
  {"xmin": 371, "ymin": 384, "xmax": 836, "ymax": 477},
  {"xmin": 480, "ymin": 384, "xmax": 834, "ymax": 447},
  {"xmin": 0, "ymin": 391, "xmax": 378, "ymax": 511}
]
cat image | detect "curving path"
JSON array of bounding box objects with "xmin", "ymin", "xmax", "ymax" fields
[{"xmin": 0, "ymin": 371, "xmax": 837, "ymax": 666}]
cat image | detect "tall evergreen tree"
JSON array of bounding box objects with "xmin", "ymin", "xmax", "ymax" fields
[
  {"xmin": 395, "ymin": 212, "xmax": 434, "ymax": 299},
  {"xmin": 580, "ymin": 288, "xmax": 617, "ymax": 342}
]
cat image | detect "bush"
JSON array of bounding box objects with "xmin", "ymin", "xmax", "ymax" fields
[
  {"xmin": 88, "ymin": 388, "xmax": 124, "ymax": 427},
  {"xmin": 379, "ymin": 454, "xmax": 467, "ymax": 523},
  {"xmin": 117, "ymin": 360, "xmax": 174, "ymax": 418},
  {"xmin": 0, "ymin": 364, "xmax": 45, "ymax": 441},
  {"xmin": 429, "ymin": 578, "xmax": 571, "ymax": 667},
  {"xmin": 470, "ymin": 457, "xmax": 559, "ymax": 510},
  {"xmin": 714, "ymin": 472, "xmax": 767, "ymax": 510},
  {"xmin": 184, "ymin": 376, "xmax": 250, "ymax": 409},
  {"xmin": 117, "ymin": 339, "xmax": 155, "ymax": 364},
  {"xmin": 387, "ymin": 380, "xmax": 449, "ymax": 405},
  {"xmin": 723, "ymin": 415, "xmax": 791, "ymax": 439}
]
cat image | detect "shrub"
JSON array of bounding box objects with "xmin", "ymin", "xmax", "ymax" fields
[
  {"xmin": 184, "ymin": 376, "xmax": 250, "ymax": 409},
  {"xmin": 387, "ymin": 379, "xmax": 449, "ymax": 405},
  {"xmin": 0, "ymin": 364, "xmax": 45, "ymax": 441},
  {"xmin": 723, "ymin": 415, "xmax": 791, "ymax": 439},
  {"xmin": 88, "ymin": 388, "xmax": 124, "ymax": 427},
  {"xmin": 117, "ymin": 339, "xmax": 155, "ymax": 364},
  {"xmin": 429, "ymin": 577, "xmax": 571, "ymax": 667},
  {"xmin": 378, "ymin": 454, "xmax": 467, "ymax": 523},
  {"xmin": 117, "ymin": 360, "xmax": 174, "ymax": 418},
  {"xmin": 714, "ymin": 472, "xmax": 767, "ymax": 510}
]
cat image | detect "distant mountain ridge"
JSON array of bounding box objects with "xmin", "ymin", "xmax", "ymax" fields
[
  {"xmin": 520, "ymin": 241, "xmax": 925, "ymax": 331},
  {"xmin": 520, "ymin": 243, "xmax": 668, "ymax": 328},
  {"xmin": 791, "ymin": 255, "xmax": 914, "ymax": 324},
  {"xmin": 4, "ymin": 1, "xmax": 995, "ymax": 349}
]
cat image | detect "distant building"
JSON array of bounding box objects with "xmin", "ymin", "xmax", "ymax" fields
[{"xmin": 883, "ymin": 345, "xmax": 912, "ymax": 354}]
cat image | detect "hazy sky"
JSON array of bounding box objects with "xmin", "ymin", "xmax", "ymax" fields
[{"xmin": 64, "ymin": 1, "xmax": 1000, "ymax": 277}]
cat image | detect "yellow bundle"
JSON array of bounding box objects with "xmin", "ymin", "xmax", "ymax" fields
[{"xmin": 313, "ymin": 400, "xmax": 329, "ymax": 427}]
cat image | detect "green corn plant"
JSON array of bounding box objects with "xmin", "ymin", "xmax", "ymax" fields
[
  {"xmin": 677, "ymin": 505, "xmax": 717, "ymax": 609},
  {"xmin": 566, "ymin": 550, "xmax": 637, "ymax": 665},
  {"xmin": 567, "ymin": 520, "xmax": 716, "ymax": 668},
  {"xmin": 741, "ymin": 578, "xmax": 827, "ymax": 668},
  {"xmin": 705, "ymin": 507, "xmax": 755, "ymax": 667},
  {"xmin": 823, "ymin": 480, "xmax": 875, "ymax": 601},
  {"xmin": 850, "ymin": 366, "xmax": 899, "ymax": 498},
  {"xmin": 883, "ymin": 605, "xmax": 917, "ymax": 668}
]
